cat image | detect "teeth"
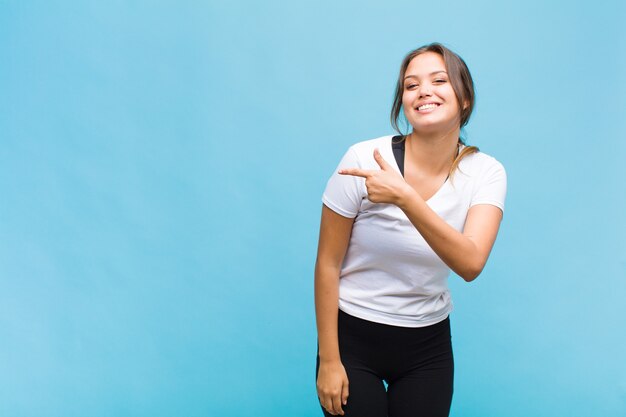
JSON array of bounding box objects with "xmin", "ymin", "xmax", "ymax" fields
[{"xmin": 418, "ymin": 103, "xmax": 438, "ymax": 111}]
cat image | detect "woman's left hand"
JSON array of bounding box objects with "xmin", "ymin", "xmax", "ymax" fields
[{"xmin": 339, "ymin": 148, "xmax": 414, "ymax": 206}]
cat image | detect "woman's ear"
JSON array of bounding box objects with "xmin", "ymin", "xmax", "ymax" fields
[{"xmin": 462, "ymin": 100, "xmax": 469, "ymax": 110}]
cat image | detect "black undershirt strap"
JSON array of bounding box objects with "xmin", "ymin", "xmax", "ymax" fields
[
  {"xmin": 391, "ymin": 135, "xmax": 405, "ymax": 177},
  {"xmin": 391, "ymin": 135, "xmax": 459, "ymax": 181}
]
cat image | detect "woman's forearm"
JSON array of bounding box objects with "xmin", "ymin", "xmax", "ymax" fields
[
  {"xmin": 397, "ymin": 188, "xmax": 486, "ymax": 281},
  {"xmin": 314, "ymin": 261, "xmax": 342, "ymax": 362},
  {"xmin": 314, "ymin": 205, "xmax": 355, "ymax": 362}
]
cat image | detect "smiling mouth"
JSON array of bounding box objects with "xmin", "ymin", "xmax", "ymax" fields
[{"xmin": 416, "ymin": 103, "xmax": 440, "ymax": 111}]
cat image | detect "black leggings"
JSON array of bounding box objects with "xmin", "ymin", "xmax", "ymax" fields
[{"xmin": 316, "ymin": 310, "xmax": 454, "ymax": 417}]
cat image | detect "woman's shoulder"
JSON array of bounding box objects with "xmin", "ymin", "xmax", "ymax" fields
[
  {"xmin": 343, "ymin": 135, "xmax": 396, "ymax": 167},
  {"xmin": 348, "ymin": 135, "xmax": 395, "ymax": 154},
  {"xmin": 457, "ymin": 146, "xmax": 506, "ymax": 179}
]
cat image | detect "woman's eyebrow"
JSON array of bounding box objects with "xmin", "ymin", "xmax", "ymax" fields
[{"xmin": 404, "ymin": 71, "xmax": 448, "ymax": 80}]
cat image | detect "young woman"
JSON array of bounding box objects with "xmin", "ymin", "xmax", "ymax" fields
[{"xmin": 314, "ymin": 43, "xmax": 507, "ymax": 417}]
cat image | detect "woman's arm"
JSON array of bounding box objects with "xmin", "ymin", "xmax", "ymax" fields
[
  {"xmin": 339, "ymin": 148, "xmax": 503, "ymax": 282},
  {"xmin": 397, "ymin": 196, "xmax": 502, "ymax": 281},
  {"xmin": 315, "ymin": 204, "xmax": 354, "ymax": 416}
]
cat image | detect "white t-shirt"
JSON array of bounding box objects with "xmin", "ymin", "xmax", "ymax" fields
[{"xmin": 322, "ymin": 135, "xmax": 507, "ymax": 327}]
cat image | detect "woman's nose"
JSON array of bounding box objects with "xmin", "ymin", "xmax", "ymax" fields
[{"xmin": 418, "ymin": 84, "xmax": 432, "ymax": 98}]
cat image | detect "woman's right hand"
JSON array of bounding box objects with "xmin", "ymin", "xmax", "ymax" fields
[{"xmin": 317, "ymin": 359, "xmax": 349, "ymax": 416}]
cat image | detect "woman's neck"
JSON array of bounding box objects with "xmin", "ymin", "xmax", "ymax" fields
[{"xmin": 405, "ymin": 128, "xmax": 460, "ymax": 175}]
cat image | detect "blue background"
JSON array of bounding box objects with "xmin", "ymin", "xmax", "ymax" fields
[{"xmin": 1, "ymin": 1, "xmax": 625, "ymax": 416}]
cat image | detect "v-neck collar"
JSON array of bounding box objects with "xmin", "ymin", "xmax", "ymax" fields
[{"xmin": 389, "ymin": 135, "xmax": 461, "ymax": 204}]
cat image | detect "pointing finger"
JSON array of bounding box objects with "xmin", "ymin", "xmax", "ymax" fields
[
  {"xmin": 373, "ymin": 148, "xmax": 392, "ymax": 171},
  {"xmin": 338, "ymin": 168, "xmax": 370, "ymax": 178}
]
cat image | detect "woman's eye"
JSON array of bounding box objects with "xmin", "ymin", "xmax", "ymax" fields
[
  {"xmin": 405, "ymin": 84, "xmax": 417, "ymax": 89},
  {"xmin": 434, "ymin": 79, "xmax": 447, "ymax": 84}
]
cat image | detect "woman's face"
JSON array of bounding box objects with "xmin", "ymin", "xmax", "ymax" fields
[{"xmin": 402, "ymin": 52, "xmax": 462, "ymax": 134}]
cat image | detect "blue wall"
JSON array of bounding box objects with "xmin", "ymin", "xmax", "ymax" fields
[{"xmin": 1, "ymin": 1, "xmax": 625, "ymax": 416}]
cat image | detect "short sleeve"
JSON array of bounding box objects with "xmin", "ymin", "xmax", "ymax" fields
[
  {"xmin": 322, "ymin": 147, "xmax": 366, "ymax": 218},
  {"xmin": 469, "ymin": 159, "xmax": 507, "ymax": 213}
]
